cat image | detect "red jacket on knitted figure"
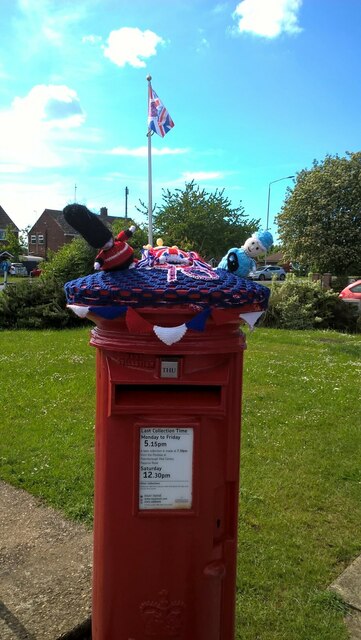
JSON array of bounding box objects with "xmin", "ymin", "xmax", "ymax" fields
[
  {"xmin": 94, "ymin": 226, "xmax": 136, "ymax": 272},
  {"xmin": 62, "ymin": 203, "xmax": 137, "ymax": 272}
]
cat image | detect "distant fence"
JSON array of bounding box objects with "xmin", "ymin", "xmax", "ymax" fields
[{"xmin": 311, "ymin": 273, "xmax": 360, "ymax": 289}]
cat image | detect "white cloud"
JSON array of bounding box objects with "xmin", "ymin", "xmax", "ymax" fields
[
  {"xmin": 82, "ymin": 34, "xmax": 103, "ymax": 45},
  {"xmin": 196, "ymin": 34, "xmax": 210, "ymax": 54},
  {"xmin": 12, "ymin": 85, "xmax": 85, "ymax": 128},
  {"xmin": 103, "ymin": 27, "xmax": 165, "ymax": 68},
  {"xmin": 0, "ymin": 62, "xmax": 8, "ymax": 79},
  {"xmin": 232, "ymin": 0, "xmax": 302, "ymax": 38},
  {"xmin": 17, "ymin": 0, "xmax": 87, "ymax": 47},
  {"xmin": 0, "ymin": 179, "xmax": 73, "ymax": 230},
  {"xmin": 0, "ymin": 85, "xmax": 85, "ymax": 170},
  {"xmin": 0, "ymin": 164, "xmax": 28, "ymax": 174},
  {"xmin": 212, "ymin": 3, "xmax": 229, "ymax": 14},
  {"xmin": 109, "ymin": 146, "xmax": 189, "ymax": 157}
]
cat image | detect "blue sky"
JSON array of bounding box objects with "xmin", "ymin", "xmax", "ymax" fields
[{"xmin": 1, "ymin": 0, "xmax": 360, "ymax": 242}]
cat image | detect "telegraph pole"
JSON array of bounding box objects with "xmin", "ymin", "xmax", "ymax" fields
[{"xmin": 125, "ymin": 186, "xmax": 129, "ymax": 219}]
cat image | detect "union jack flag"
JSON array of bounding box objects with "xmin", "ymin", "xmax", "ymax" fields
[{"xmin": 148, "ymin": 84, "xmax": 174, "ymax": 138}]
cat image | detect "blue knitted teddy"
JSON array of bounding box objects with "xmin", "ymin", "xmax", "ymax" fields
[{"xmin": 218, "ymin": 230, "xmax": 273, "ymax": 278}]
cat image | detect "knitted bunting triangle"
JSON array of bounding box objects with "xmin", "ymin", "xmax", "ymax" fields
[
  {"xmin": 186, "ymin": 307, "xmax": 211, "ymax": 331},
  {"xmin": 239, "ymin": 311, "xmax": 263, "ymax": 329},
  {"xmin": 125, "ymin": 307, "xmax": 153, "ymax": 334},
  {"xmin": 68, "ymin": 303, "xmax": 265, "ymax": 341},
  {"xmin": 153, "ymin": 324, "xmax": 188, "ymax": 345},
  {"xmin": 67, "ymin": 304, "xmax": 90, "ymax": 318},
  {"xmin": 89, "ymin": 306, "xmax": 127, "ymax": 319}
]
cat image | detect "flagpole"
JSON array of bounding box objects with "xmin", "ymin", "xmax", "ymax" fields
[{"xmin": 146, "ymin": 74, "xmax": 153, "ymax": 246}]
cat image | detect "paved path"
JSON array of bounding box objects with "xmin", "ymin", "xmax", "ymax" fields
[
  {"xmin": 331, "ymin": 556, "xmax": 361, "ymax": 639},
  {"xmin": 0, "ymin": 481, "xmax": 92, "ymax": 640}
]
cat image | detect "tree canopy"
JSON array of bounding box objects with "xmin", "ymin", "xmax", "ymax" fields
[
  {"xmin": 277, "ymin": 152, "xmax": 361, "ymax": 275},
  {"xmin": 3, "ymin": 225, "xmax": 26, "ymax": 260},
  {"xmin": 144, "ymin": 181, "xmax": 260, "ymax": 261}
]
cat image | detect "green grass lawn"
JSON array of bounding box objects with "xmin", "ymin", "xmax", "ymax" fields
[
  {"xmin": 237, "ymin": 328, "xmax": 361, "ymax": 639},
  {"xmin": 0, "ymin": 328, "xmax": 96, "ymax": 521},
  {"xmin": 2, "ymin": 274, "xmax": 30, "ymax": 283},
  {"xmin": 0, "ymin": 326, "xmax": 360, "ymax": 639}
]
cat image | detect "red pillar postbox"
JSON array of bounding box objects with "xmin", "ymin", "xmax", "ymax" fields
[
  {"xmin": 90, "ymin": 311, "xmax": 244, "ymax": 640},
  {"xmin": 64, "ymin": 251, "xmax": 270, "ymax": 640}
]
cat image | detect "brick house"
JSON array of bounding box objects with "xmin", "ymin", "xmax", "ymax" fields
[
  {"xmin": 27, "ymin": 207, "xmax": 120, "ymax": 259},
  {"xmin": 0, "ymin": 206, "xmax": 19, "ymax": 247},
  {"xmin": 258, "ymin": 251, "xmax": 291, "ymax": 272}
]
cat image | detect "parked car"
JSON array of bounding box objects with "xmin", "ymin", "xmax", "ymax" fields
[
  {"xmin": 9, "ymin": 263, "xmax": 28, "ymax": 276},
  {"xmin": 249, "ymin": 265, "xmax": 287, "ymax": 281},
  {"xmin": 30, "ymin": 267, "xmax": 42, "ymax": 277},
  {"xmin": 339, "ymin": 280, "xmax": 361, "ymax": 300}
]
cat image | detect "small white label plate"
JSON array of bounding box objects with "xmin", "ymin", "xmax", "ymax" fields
[{"xmin": 160, "ymin": 360, "xmax": 179, "ymax": 378}]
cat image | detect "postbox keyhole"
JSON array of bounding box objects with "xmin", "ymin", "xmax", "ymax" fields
[{"xmin": 216, "ymin": 518, "xmax": 221, "ymax": 528}]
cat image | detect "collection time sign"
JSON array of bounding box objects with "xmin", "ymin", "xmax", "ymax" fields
[{"xmin": 139, "ymin": 427, "xmax": 194, "ymax": 510}]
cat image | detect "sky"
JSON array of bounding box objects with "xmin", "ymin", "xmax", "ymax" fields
[{"xmin": 1, "ymin": 0, "xmax": 361, "ymax": 242}]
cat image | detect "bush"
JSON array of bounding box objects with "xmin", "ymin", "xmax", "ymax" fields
[
  {"xmin": 330, "ymin": 275, "xmax": 349, "ymax": 293},
  {"xmin": 262, "ymin": 276, "xmax": 360, "ymax": 332},
  {"xmin": 0, "ymin": 228, "xmax": 149, "ymax": 330},
  {"xmin": 41, "ymin": 237, "xmax": 96, "ymax": 282},
  {"xmin": 0, "ymin": 277, "xmax": 85, "ymax": 329},
  {"xmin": 0, "ymin": 237, "xmax": 98, "ymax": 330}
]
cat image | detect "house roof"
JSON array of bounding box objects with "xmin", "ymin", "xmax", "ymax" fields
[
  {"xmin": 0, "ymin": 206, "xmax": 19, "ymax": 232},
  {"xmin": 29, "ymin": 208, "xmax": 123, "ymax": 235},
  {"xmin": 266, "ymin": 252, "xmax": 284, "ymax": 262},
  {"xmin": 28, "ymin": 209, "xmax": 76, "ymax": 235},
  {"xmin": 0, "ymin": 250, "xmax": 14, "ymax": 259},
  {"xmin": 44, "ymin": 209, "xmax": 80, "ymax": 235}
]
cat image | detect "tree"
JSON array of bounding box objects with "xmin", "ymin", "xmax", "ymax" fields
[
  {"xmin": 41, "ymin": 237, "xmax": 96, "ymax": 282},
  {"xmin": 3, "ymin": 225, "xmax": 26, "ymax": 260},
  {"xmin": 277, "ymin": 152, "xmax": 361, "ymax": 275},
  {"xmin": 140, "ymin": 181, "xmax": 260, "ymax": 261},
  {"xmin": 19, "ymin": 226, "xmax": 30, "ymax": 252}
]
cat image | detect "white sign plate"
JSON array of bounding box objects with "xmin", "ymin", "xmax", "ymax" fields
[
  {"xmin": 139, "ymin": 427, "xmax": 194, "ymax": 510},
  {"xmin": 160, "ymin": 360, "xmax": 179, "ymax": 378}
]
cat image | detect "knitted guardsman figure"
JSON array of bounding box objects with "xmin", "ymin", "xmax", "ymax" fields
[{"xmin": 63, "ymin": 203, "xmax": 136, "ymax": 271}]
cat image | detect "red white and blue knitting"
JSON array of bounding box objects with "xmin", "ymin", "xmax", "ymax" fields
[
  {"xmin": 137, "ymin": 243, "xmax": 219, "ymax": 283},
  {"xmin": 64, "ymin": 241, "xmax": 270, "ymax": 345}
]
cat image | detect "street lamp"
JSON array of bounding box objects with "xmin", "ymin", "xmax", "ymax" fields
[
  {"xmin": 264, "ymin": 175, "xmax": 294, "ymax": 265},
  {"xmin": 266, "ymin": 175, "xmax": 294, "ymax": 230}
]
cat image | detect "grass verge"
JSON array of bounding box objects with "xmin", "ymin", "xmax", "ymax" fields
[
  {"xmin": 0, "ymin": 328, "xmax": 95, "ymax": 522},
  {"xmin": 1, "ymin": 326, "xmax": 360, "ymax": 639},
  {"xmin": 237, "ymin": 328, "xmax": 361, "ymax": 639}
]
